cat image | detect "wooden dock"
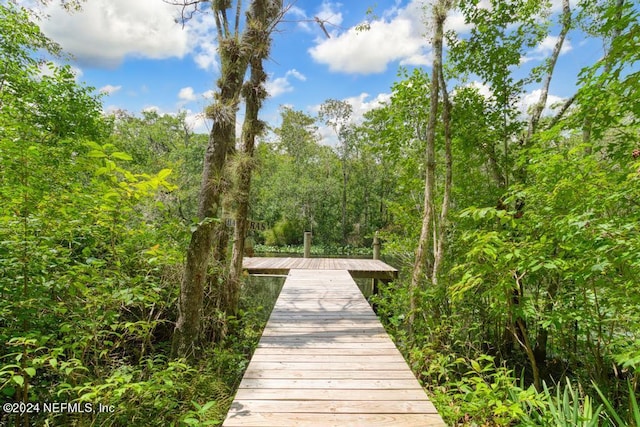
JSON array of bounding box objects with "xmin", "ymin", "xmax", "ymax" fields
[
  {"xmin": 223, "ymin": 267, "xmax": 445, "ymax": 426},
  {"xmin": 242, "ymin": 256, "xmax": 398, "ymax": 280}
]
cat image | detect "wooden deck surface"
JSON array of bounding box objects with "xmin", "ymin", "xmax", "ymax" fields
[
  {"xmin": 242, "ymin": 257, "xmax": 398, "ymax": 280},
  {"xmin": 223, "ymin": 269, "xmax": 445, "ymax": 426}
]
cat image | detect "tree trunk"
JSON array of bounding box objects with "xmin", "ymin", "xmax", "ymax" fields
[
  {"xmin": 171, "ymin": 7, "xmax": 249, "ymax": 359},
  {"xmin": 431, "ymin": 54, "xmax": 453, "ymax": 290},
  {"xmin": 229, "ymin": 0, "xmax": 274, "ymax": 312},
  {"xmin": 410, "ymin": 2, "xmax": 446, "ymax": 325},
  {"xmin": 533, "ymin": 274, "xmax": 560, "ymax": 378},
  {"xmin": 526, "ymin": 0, "xmax": 571, "ymax": 142}
]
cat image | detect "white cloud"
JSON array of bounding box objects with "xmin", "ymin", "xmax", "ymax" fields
[
  {"xmin": 343, "ymin": 92, "xmax": 391, "ymax": 123},
  {"xmin": 518, "ymin": 89, "xmax": 564, "ymax": 117},
  {"xmin": 186, "ymin": 11, "xmax": 219, "ymax": 72},
  {"xmin": 466, "ymin": 81, "xmax": 493, "ymax": 99},
  {"xmin": 285, "ymin": 5, "xmax": 312, "ymax": 31},
  {"xmin": 309, "ymin": 0, "xmax": 431, "ymax": 74},
  {"xmin": 99, "ymin": 84, "xmax": 122, "ymax": 95},
  {"xmin": 178, "ymin": 87, "xmax": 198, "ymax": 102},
  {"xmin": 521, "ymin": 35, "xmax": 573, "ymax": 64},
  {"xmin": 265, "ymin": 69, "xmax": 307, "ymax": 98},
  {"xmin": 460, "ymin": 82, "xmax": 564, "ymax": 118},
  {"xmin": 37, "ymin": 61, "xmax": 83, "ymax": 81},
  {"xmin": 38, "ymin": 0, "xmax": 190, "ymax": 68},
  {"xmin": 316, "ymin": 2, "xmax": 344, "ymax": 31},
  {"xmin": 36, "ymin": 0, "xmax": 219, "ymax": 72},
  {"xmin": 313, "ymin": 92, "xmax": 390, "ymax": 146},
  {"xmin": 288, "ymin": 2, "xmax": 343, "ymax": 35},
  {"xmin": 177, "ymin": 87, "xmax": 219, "ymax": 109},
  {"xmin": 184, "ymin": 109, "xmax": 211, "ymax": 134},
  {"xmin": 142, "ymin": 105, "xmax": 161, "ymax": 114}
]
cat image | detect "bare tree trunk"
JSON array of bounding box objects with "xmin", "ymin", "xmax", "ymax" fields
[
  {"xmin": 431, "ymin": 60, "xmax": 452, "ymax": 290},
  {"xmin": 410, "ymin": 2, "xmax": 446, "ymax": 325},
  {"xmin": 526, "ymin": 0, "xmax": 571, "ymax": 143}
]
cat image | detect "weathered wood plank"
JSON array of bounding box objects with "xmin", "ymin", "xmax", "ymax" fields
[
  {"xmin": 256, "ymin": 341, "xmax": 398, "ymax": 349},
  {"xmin": 228, "ymin": 400, "xmax": 439, "ymax": 414},
  {"xmin": 242, "ymin": 368, "xmax": 417, "ymax": 379},
  {"xmin": 224, "ymin": 412, "xmax": 446, "ymax": 427},
  {"xmin": 242, "ymin": 362, "xmax": 411, "ymax": 372},
  {"xmin": 260, "ymin": 331, "xmax": 390, "ymax": 339},
  {"xmin": 249, "ymin": 354, "xmax": 404, "ymax": 363},
  {"xmin": 232, "ymin": 388, "xmax": 432, "ymax": 401},
  {"xmin": 252, "ymin": 347, "xmax": 400, "ymax": 356},
  {"xmin": 237, "ymin": 378, "xmax": 423, "ymax": 389}
]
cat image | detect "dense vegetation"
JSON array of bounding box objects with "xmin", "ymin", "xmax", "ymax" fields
[{"xmin": 1, "ymin": 1, "xmax": 639, "ymax": 426}]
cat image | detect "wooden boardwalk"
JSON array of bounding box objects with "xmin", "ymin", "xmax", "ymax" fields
[
  {"xmin": 223, "ymin": 268, "xmax": 445, "ymax": 426},
  {"xmin": 242, "ymin": 256, "xmax": 398, "ymax": 280}
]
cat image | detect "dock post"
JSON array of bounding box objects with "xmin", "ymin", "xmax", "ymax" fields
[
  {"xmin": 303, "ymin": 231, "xmax": 312, "ymax": 258},
  {"xmin": 372, "ymin": 232, "xmax": 380, "ymax": 297},
  {"xmin": 373, "ymin": 233, "xmax": 380, "ymax": 260}
]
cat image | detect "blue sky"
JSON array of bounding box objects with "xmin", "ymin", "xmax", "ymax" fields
[{"xmin": 29, "ymin": 0, "xmax": 604, "ymax": 139}]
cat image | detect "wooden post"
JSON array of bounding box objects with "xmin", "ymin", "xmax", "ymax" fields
[
  {"xmin": 373, "ymin": 233, "xmax": 381, "ymax": 260},
  {"xmin": 304, "ymin": 231, "xmax": 312, "ymax": 258},
  {"xmin": 372, "ymin": 232, "xmax": 380, "ymax": 297}
]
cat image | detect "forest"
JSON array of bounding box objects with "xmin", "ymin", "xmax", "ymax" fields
[{"xmin": 1, "ymin": 0, "xmax": 639, "ymax": 425}]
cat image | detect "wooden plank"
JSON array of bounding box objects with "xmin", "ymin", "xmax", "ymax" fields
[
  {"xmin": 256, "ymin": 341, "xmax": 398, "ymax": 349},
  {"xmin": 249, "ymin": 354, "xmax": 407, "ymax": 363},
  {"xmin": 252, "ymin": 347, "xmax": 400, "ymax": 356},
  {"xmin": 232, "ymin": 388, "xmax": 431, "ymax": 401},
  {"xmin": 260, "ymin": 330, "xmax": 390, "ymax": 339},
  {"xmin": 262, "ymin": 327, "xmax": 383, "ymax": 333},
  {"xmin": 242, "ymin": 369, "xmax": 417, "ymax": 379},
  {"xmin": 237, "ymin": 378, "xmax": 423, "ymax": 389},
  {"xmin": 242, "ymin": 362, "xmax": 411, "ymax": 372},
  {"xmin": 224, "ymin": 413, "xmax": 446, "ymax": 427},
  {"xmin": 228, "ymin": 400, "xmax": 439, "ymax": 414}
]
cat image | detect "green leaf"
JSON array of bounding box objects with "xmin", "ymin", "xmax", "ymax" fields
[
  {"xmin": 111, "ymin": 151, "xmax": 133, "ymax": 161},
  {"xmin": 157, "ymin": 168, "xmax": 172, "ymax": 180},
  {"xmin": 87, "ymin": 150, "xmax": 106, "ymax": 158},
  {"xmin": 84, "ymin": 141, "xmax": 103, "ymax": 151},
  {"xmin": 12, "ymin": 375, "xmax": 24, "ymax": 387},
  {"xmin": 24, "ymin": 367, "xmax": 36, "ymax": 377}
]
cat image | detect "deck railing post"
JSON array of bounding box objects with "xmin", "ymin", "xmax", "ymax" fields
[{"xmin": 303, "ymin": 231, "xmax": 312, "ymax": 258}]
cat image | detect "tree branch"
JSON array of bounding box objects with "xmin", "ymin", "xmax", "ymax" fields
[{"xmin": 526, "ymin": 0, "xmax": 571, "ymax": 142}]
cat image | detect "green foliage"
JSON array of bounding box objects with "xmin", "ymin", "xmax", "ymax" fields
[
  {"xmin": 594, "ymin": 380, "xmax": 640, "ymax": 427},
  {"xmin": 527, "ymin": 380, "xmax": 603, "ymax": 427},
  {"xmin": 435, "ymin": 356, "xmax": 544, "ymax": 425},
  {"xmin": 0, "ymin": 8, "xmax": 272, "ymax": 425},
  {"xmin": 263, "ymin": 217, "xmax": 302, "ymax": 246}
]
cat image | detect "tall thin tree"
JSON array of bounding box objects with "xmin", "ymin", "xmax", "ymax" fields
[{"xmin": 410, "ymin": 0, "xmax": 452, "ymax": 324}]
